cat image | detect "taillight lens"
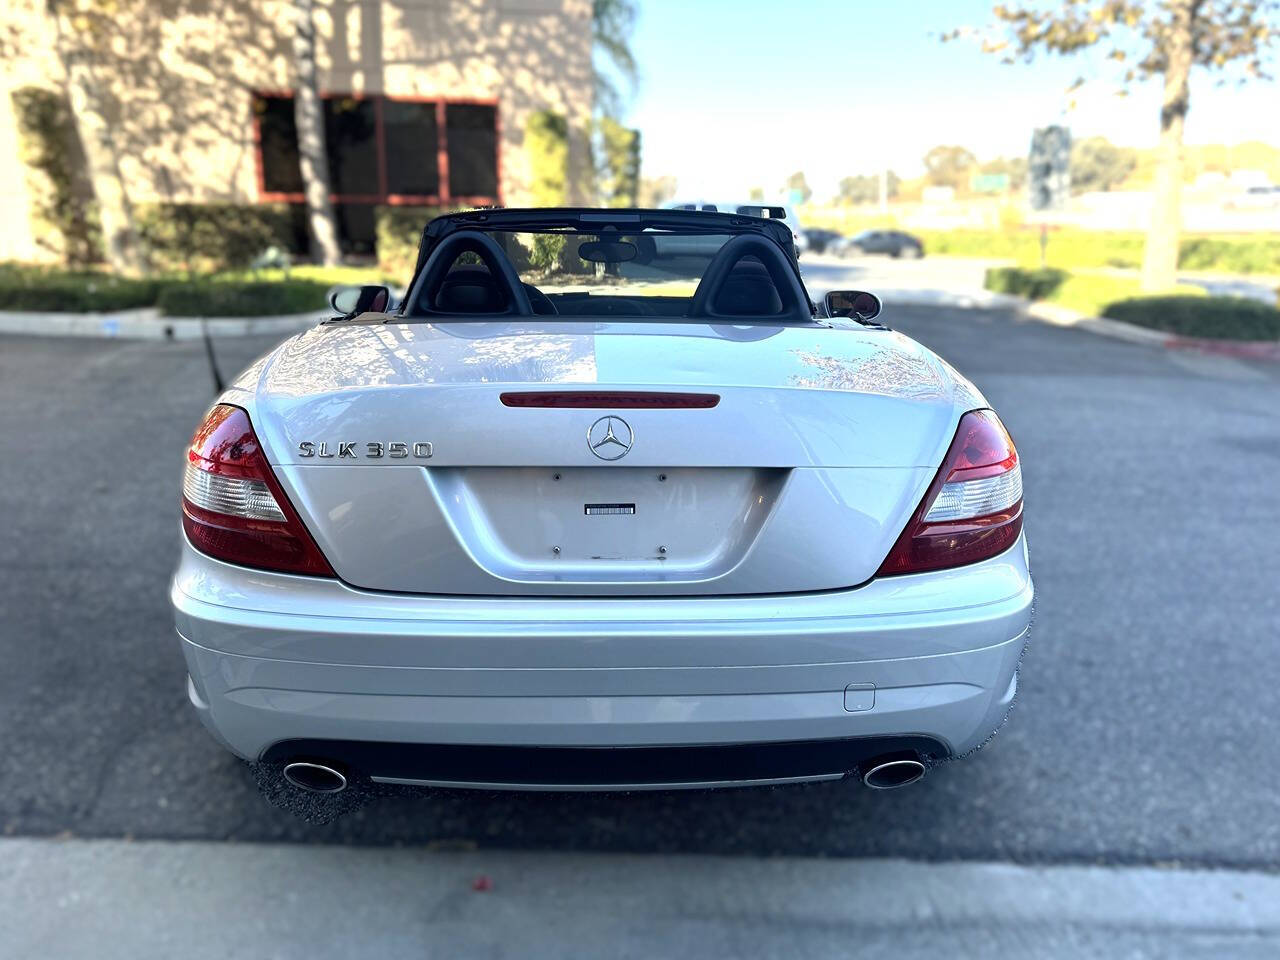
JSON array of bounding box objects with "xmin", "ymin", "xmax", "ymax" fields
[
  {"xmin": 181, "ymin": 404, "xmax": 335, "ymax": 577},
  {"xmin": 877, "ymin": 409, "xmax": 1023, "ymax": 576}
]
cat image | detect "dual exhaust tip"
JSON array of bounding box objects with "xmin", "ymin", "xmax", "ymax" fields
[
  {"xmin": 282, "ymin": 761, "xmax": 347, "ymax": 794},
  {"xmin": 281, "ymin": 755, "xmax": 926, "ymax": 793},
  {"xmin": 861, "ymin": 753, "xmax": 927, "ymax": 790}
]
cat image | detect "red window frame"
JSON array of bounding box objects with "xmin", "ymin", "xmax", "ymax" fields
[{"xmin": 250, "ymin": 90, "xmax": 502, "ymax": 208}]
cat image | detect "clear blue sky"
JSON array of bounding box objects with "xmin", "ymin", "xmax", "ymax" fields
[{"xmin": 620, "ymin": 0, "xmax": 1280, "ymax": 199}]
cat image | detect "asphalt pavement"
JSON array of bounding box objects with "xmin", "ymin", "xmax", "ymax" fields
[{"xmin": 1, "ymin": 289, "xmax": 1278, "ymax": 868}]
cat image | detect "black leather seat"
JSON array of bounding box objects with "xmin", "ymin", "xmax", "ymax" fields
[
  {"xmin": 688, "ymin": 233, "xmax": 810, "ymax": 322},
  {"xmin": 405, "ymin": 229, "xmax": 533, "ymax": 317},
  {"xmin": 433, "ymin": 264, "xmax": 557, "ymax": 315},
  {"xmin": 711, "ymin": 257, "xmax": 783, "ymax": 316}
]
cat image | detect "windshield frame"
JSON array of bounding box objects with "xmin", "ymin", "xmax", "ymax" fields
[{"xmin": 393, "ymin": 208, "xmax": 812, "ymax": 323}]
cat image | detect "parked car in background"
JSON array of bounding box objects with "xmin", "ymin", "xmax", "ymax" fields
[
  {"xmin": 667, "ymin": 201, "xmax": 809, "ymax": 254},
  {"xmin": 803, "ymin": 227, "xmax": 842, "ymax": 254},
  {"xmin": 832, "ymin": 229, "xmax": 924, "ymax": 259},
  {"xmin": 1231, "ymin": 185, "xmax": 1280, "ymax": 210}
]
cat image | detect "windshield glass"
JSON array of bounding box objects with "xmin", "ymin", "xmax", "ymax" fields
[
  {"xmin": 404, "ymin": 226, "xmax": 808, "ymax": 320},
  {"xmin": 493, "ymin": 229, "xmax": 728, "ymax": 300}
]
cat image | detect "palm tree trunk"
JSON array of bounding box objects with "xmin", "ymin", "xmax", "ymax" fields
[
  {"xmin": 292, "ymin": 0, "xmax": 341, "ymax": 266},
  {"xmin": 1140, "ymin": 0, "xmax": 1200, "ymax": 292}
]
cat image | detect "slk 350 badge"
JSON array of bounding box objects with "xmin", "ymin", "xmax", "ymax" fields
[{"xmin": 298, "ymin": 441, "xmax": 433, "ymax": 460}]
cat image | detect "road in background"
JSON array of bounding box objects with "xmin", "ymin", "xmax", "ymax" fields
[
  {"xmin": 1, "ymin": 282, "xmax": 1277, "ymax": 866},
  {"xmin": 802, "ymin": 252, "xmax": 1280, "ymax": 306}
]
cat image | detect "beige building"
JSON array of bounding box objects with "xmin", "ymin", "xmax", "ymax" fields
[{"xmin": 0, "ymin": 0, "xmax": 594, "ymax": 262}]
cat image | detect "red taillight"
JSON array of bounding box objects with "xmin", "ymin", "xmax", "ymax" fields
[
  {"xmin": 181, "ymin": 404, "xmax": 335, "ymax": 577},
  {"xmin": 877, "ymin": 410, "xmax": 1024, "ymax": 576}
]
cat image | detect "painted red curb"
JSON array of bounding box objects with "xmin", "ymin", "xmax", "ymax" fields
[{"xmin": 1162, "ymin": 335, "xmax": 1280, "ymax": 360}]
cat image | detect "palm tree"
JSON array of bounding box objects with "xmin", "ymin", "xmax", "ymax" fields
[
  {"xmin": 292, "ymin": 0, "xmax": 341, "ymax": 266},
  {"xmin": 592, "ymin": 0, "xmax": 639, "ymax": 117}
]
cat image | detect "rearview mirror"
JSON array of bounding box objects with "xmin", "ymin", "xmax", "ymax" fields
[
  {"xmin": 330, "ymin": 284, "xmax": 391, "ymax": 317},
  {"xmin": 577, "ymin": 239, "xmax": 637, "ymax": 264},
  {"xmin": 825, "ymin": 290, "xmax": 882, "ymax": 321}
]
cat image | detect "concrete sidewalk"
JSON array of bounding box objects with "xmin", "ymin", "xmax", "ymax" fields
[
  {"xmin": 0, "ymin": 306, "xmax": 326, "ymax": 340},
  {"xmin": 3, "ymin": 840, "xmax": 1278, "ymax": 959}
]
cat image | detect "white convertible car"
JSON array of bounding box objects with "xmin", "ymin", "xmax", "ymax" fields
[{"xmin": 171, "ymin": 207, "xmax": 1032, "ymax": 796}]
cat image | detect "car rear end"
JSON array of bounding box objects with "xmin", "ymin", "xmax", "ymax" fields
[{"xmin": 171, "ymin": 320, "xmax": 1032, "ymax": 792}]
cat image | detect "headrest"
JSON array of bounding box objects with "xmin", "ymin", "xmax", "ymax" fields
[
  {"xmin": 688, "ymin": 233, "xmax": 810, "ymax": 322},
  {"xmin": 434, "ymin": 264, "xmax": 505, "ymax": 313},
  {"xmin": 712, "ymin": 258, "xmax": 783, "ymax": 316}
]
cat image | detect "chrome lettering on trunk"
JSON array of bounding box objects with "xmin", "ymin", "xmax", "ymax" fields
[{"xmin": 298, "ymin": 441, "xmax": 433, "ymax": 460}]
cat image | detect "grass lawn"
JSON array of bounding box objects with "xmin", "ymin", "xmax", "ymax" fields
[
  {"xmin": 985, "ymin": 266, "xmax": 1280, "ymax": 340},
  {"xmin": 1046, "ymin": 274, "xmax": 1204, "ymax": 319},
  {"xmin": 795, "ymin": 217, "xmax": 1280, "ymax": 276}
]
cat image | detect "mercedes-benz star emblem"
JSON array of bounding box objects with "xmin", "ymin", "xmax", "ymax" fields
[{"xmin": 587, "ymin": 415, "xmax": 634, "ymax": 461}]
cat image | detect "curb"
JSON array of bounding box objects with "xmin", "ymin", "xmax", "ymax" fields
[
  {"xmin": 5, "ymin": 839, "xmax": 1280, "ymax": 960},
  {"xmin": 885, "ymin": 289, "xmax": 1025, "ymax": 310},
  {"xmin": 0, "ymin": 307, "xmax": 328, "ymax": 341}
]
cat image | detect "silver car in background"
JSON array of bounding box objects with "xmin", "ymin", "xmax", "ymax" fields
[
  {"xmin": 171, "ymin": 207, "xmax": 1031, "ymax": 797},
  {"xmin": 666, "ymin": 200, "xmax": 810, "ymax": 254}
]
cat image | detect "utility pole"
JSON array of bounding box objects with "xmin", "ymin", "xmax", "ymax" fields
[{"xmin": 878, "ymin": 167, "xmax": 888, "ymax": 215}]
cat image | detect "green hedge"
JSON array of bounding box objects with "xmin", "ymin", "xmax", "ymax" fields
[
  {"xmin": 984, "ymin": 265, "xmax": 1278, "ymax": 339},
  {"xmin": 157, "ymin": 280, "xmax": 331, "ymax": 317},
  {"xmin": 1101, "ymin": 296, "xmax": 1280, "ymax": 341},
  {"xmin": 984, "ymin": 266, "xmax": 1068, "ymax": 300},
  {"xmin": 137, "ymin": 203, "xmax": 305, "ymax": 273},
  {"xmin": 1177, "ymin": 237, "xmax": 1280, "ymax": 275},
  {"xmin": 375, "ymin": 206, "xmax": 445, "ymax": 279},
  {"xmin": 0, "ymin": 267, "xmax": 166, "ymax": 312},
  {"xmin": 0, "ymin": 263, "xmax": 374, "ymax": 316},
  {"xmin": 915, "ymin": 229, "xmax": 1280, "ymax": 275}
]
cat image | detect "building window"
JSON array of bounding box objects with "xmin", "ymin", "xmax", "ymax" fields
[
  {"xmin": 252, "ymin": 93, "xmax": 500, "ymax": 252},
  {"xmin": 384, "ymin": 100, "xmax": 439, "ymax": 197},
  {"xmin": 256, "ymin": 97, "xmax": 304, "ymax": 195},
  {"xmin": 324, "ymin": 97, "xmax": 379, "ymax": 196},
  {"xmin": 446, "ymin": 104, "xmax": 499, "ymax": 198}
]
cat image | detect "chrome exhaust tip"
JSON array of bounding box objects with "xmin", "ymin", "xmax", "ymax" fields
[
  {"xmin": 861, "ymin": 755, "xmax": 927, "ymax": 790},
  {"xmin": 282, "ymin": 762, "xmax": 348, "ymax": 794}
]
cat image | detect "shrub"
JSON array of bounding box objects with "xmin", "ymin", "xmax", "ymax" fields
[
  {"xmin": 526, "ymin": 110, "xmax": 569, "ymax": 206},
  {"xmin": 0, "ymin": 267, "xmax": 165, "ymax": 311},
  {"xmin": 529, "ymin": 234, "xmax": 566, "ymax": 272},
  {"xmin": 137, "ymin": 203, "xmax": 305, "ymax": 273},
  {"xmin": 882, "ymin": 228, "xmax": 1280, "ymax": 275},
  {"xmin": 596, "ymin": 116, "xmax": 640, "ymax": 207},
  {"xmin": 374, "ymin": 206, "xmax": 441, "ymax": 279},
  {"xmin": 1178, "ymin": 237, "xmax": 1280, "ymax": 275},
  {"xmin": 984, "ymin": 266, "xmax": 1209, "ymax": 317},
  {"xmin": 157, "ymin": 279, "xmax": 331, "ymax": 317},
  {"xmin": 1101, "ymin": 296, "xmax": 1280, "ymax": 341},
  {"xmin": 10, "ymin": 87, "xmax": 102, "ymax": 266},
  {"xmin": 984, "ymin": 266, "xmax": 1068, "ymax": 300}
]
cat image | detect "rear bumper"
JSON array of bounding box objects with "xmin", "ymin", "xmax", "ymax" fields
[{"xmin": 171, "ymin": 535, "xmax": 1033, "ymax": 787}]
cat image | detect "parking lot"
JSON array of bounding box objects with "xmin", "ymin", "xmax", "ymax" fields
[{"xmin": 1, "ymin": 286, "xmax": 1278, "ymax": 867}]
